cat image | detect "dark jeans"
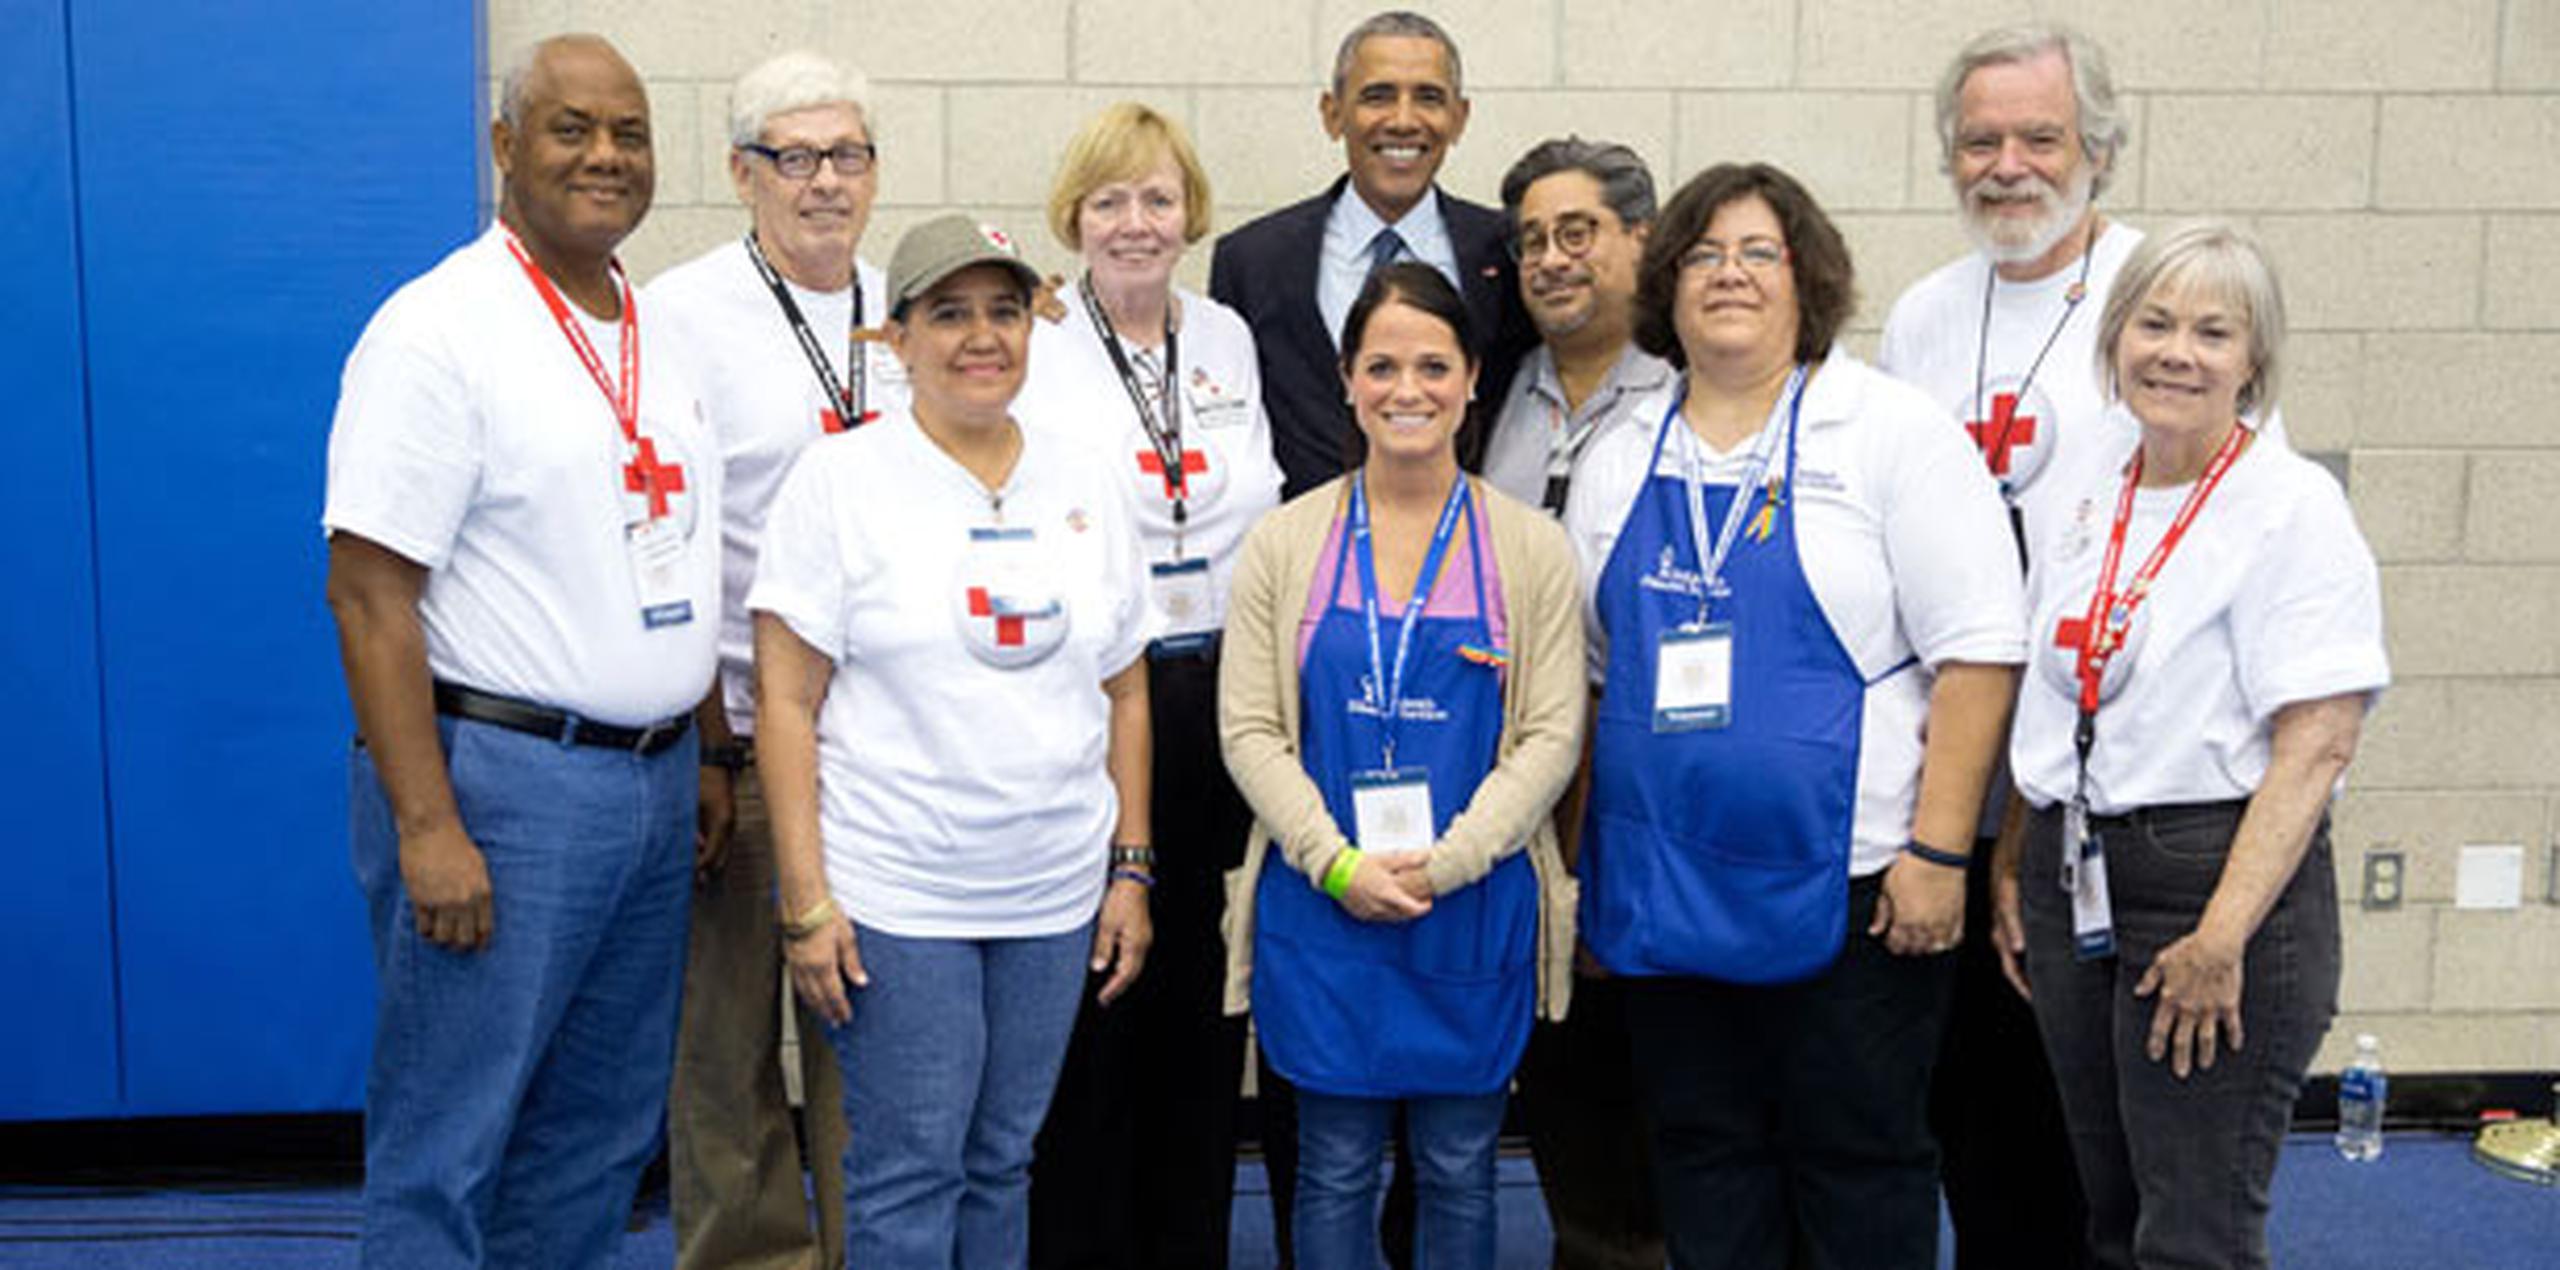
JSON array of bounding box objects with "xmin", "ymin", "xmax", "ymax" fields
[
  {"xmin": 1929, "ymin": 839, "xmax": 2090, "ymax": 1270},
  {"xmin": 1032, "ymin": 652, "xmax": 1253, "ymax": 1270},
  {"xmin": 2020, "ymin": 801, "xmax": 2340, "ymax": 1270},
  {"xmin": 1518, "ymin": 972, "xmax": 1665, "ymax": 1270},
  {"xmin": 1623, "ymin": 874, "xmax": 1956, "ymax": 1270}
]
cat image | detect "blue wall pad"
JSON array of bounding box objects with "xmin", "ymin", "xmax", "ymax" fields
[
  {"xmin": 69, "ymin": 0, "xmax": 484, "ymax": 1116},
  {"xmin": 0, "ymin": 0, "xmax": 123, "ymax": 1122}
]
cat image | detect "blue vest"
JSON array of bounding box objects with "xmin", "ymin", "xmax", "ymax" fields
[
  {"xmin": 1581, "ymin": 385, "xmax": 1865, "ymax": 984},
  {"xmin": 1252, "ymin": 480, "xmax": 1534, "ymax": 1097}
]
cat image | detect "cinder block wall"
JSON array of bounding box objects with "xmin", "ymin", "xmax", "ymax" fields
[{"xmin": 489, "ymin": 0, "xmax": 2560, "ymax": 1075}]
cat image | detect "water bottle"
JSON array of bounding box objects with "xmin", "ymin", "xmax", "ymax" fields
[{"xmin": 2335, "ymin": 1033, "xmax": 2386, "ymax": 1161}]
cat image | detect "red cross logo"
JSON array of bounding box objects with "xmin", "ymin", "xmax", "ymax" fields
[
  {"xmin": 623, "ymin": 437, "xmax": 687, "ymax": 519},
  {"xmin": 1966, "ymin": 392, "xmax": 2037, "ymax": 476},
  {"xmin": 966, "ymin": 587, "xmax": 1026, "ymax": 646},
  {"xmin": 2054, "ymin": 614, "xmax": 2087, "ymax": 652},
  {"xmin": 1137, "ymin": 448, "xmax": 1208, "ymax": 498}
]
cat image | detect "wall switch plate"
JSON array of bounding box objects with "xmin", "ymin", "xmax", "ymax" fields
[
  {"xmin": 2456, "ymin": 844, "xmax": 2526, "ymax": 910},
  {"xmin": 2363, "ymin": 848, "xmax": 2404, "ymax": 910}
]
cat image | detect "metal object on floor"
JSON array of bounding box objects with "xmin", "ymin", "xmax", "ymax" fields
[{"xmin": 2472, "ymin": 1083, "xmax": 2560, "ymax": 1186}]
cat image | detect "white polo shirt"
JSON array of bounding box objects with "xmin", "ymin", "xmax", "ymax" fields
[
  {"xmin": 1016, "ymin": 283, "xmax": 1283, "ymax": 639},
  {"xmin": 1481, "ymin": 342, "xmax": 1674, "ymax": 510},
  {"xmin": 323, "ymin": 224, "xmax": 720, "ymax": 727},
  {"xmin": 2011, "ymin": 436, "xmax": 2388, "ymax": 815},
  {"xmin": 749, "ymin": 411, "xmax": 1158, "ymax": 938},
  {"xmin": 646, "ymin": 238, "xmax": 909, "ymax": 736},
  {"xmin": 1564, "ymin": 351, "xmax": 2028, "ymax": 876}
]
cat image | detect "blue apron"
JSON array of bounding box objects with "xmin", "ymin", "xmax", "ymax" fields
[
  {"xmin": 1253, "ymin": 477, "xmax": 1534, "ymax": 1098},
  {"xmin": 1581, "ymin": 380, "xmax": 1866, "ymax": 984}
]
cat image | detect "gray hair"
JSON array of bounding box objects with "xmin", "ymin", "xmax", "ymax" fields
[
  {"xmin": 1499, "ymin": 136, "xmax": 1657, "ymax": 230},
  {"xmin": 1330, "ymin": 10, "xmax": 1463, "ymax": 100},
  {"xmin": 497, "ymin": 33, "xmax": 618, "ymax": 127},
  {"xmin": 2096, "ymin": 219, "xmax": 2288, "ymax": 417},
  {"xmin": 727, "ymin": 50, "xmax": 871, "ymax": 148},
  {"xmin": 1934, "ymin": 22, "xmax": 2127, "ymax": 198}
]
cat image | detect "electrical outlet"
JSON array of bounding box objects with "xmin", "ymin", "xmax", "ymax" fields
[{"xmin": 2363, "ymin": 848, "xmax": 2404, "ymax": 910}]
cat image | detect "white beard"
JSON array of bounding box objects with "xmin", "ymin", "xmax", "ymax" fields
[{"xmin": 1962, "ymin": 165, "xmax": 2095, "ymax": 267}]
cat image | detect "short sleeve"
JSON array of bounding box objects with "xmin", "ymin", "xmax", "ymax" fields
[
  {"xmin": 1877, "ymin": 396, "xmax": 2029, "ymax": 667},
  {"xmin": 747, "ymin": 448, "xmax": 851, "ymax": 660},
  {"xmin": 1560, "ymin": 424, "xmax": 1648, "ymax": 688},
  {"xmin": 2231, "ymin": 471, "xmax": 2389, "ymax": 720},
  {"xmin": 322, "ymin": 303, "xmax": 481, "ymax": 568}
]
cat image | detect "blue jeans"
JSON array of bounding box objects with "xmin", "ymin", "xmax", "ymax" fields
[
  {"xmin": 352, "ymin": 716, "xmax": 694, "ymax": 1270},
  {"xmin": 1294, "ymin": 1089, "xmax": 1506, "ymax": 1270},
  {"xmin": 826, "ymin": 921, "xmax": 1092, "ymax": 1269}
]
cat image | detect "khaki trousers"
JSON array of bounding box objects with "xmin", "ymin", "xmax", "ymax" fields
[{"xmin": 670, "ymin": 768, "xmax": 848, "ymax": 1270}]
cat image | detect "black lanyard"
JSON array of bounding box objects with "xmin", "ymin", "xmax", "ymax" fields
[
  {"xmin": 743, "ymin": 233, "xmax": 868, "ymax": 431},
  {"xmin": 1969, "ymin": 226, "xmax": 2097, "ymax": 520},
  {"xmin": 1078, "ymin": 275, "xmax": 1187, "ymax": 534}
]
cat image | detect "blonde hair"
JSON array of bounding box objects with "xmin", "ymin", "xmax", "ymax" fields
[{"xmin": 1045, "ymin": 103, "xmax": 1214, "ymax": 250}]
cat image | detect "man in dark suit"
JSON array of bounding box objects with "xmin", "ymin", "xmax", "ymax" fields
[{"xmin": 1210, "ymin": 9, "xmax": 1534, "ymax": 499}]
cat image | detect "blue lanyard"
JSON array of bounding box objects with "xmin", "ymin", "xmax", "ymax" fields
[
  {"xmin": 1350, "ymin": 470, "xmax": 1471, "ymax": 770},
  {"xmin": 1664, "ymin": 366, "xmax": 1805, "ymax": 626}
]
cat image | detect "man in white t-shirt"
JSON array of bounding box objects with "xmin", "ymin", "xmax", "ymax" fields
[
  {"xmin": 1482, "ymin": 135, "xmax": 1669, "ymax": 1270},
  {"xmin": 1481, "ymin": 137, "xmax": 1671, "ymax": 516},
  {"xmin": 646, "ymin": 50, "xmax": 903, "ymax": 1270},
  {"xmin": 323, "ymin": 34, "xmax": 719, "ymax": 1270},
  {"xmin": 1876, "ymin": 23, "xmax": 2130, "ymax": 1268}
]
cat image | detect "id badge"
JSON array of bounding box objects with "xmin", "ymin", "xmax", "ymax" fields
[
  {"xmin": 1149, "ymin": 557, "xmax": 1217, "ymax": 650},
  {"xmin": 628, "ymin": 517, "xmax": 695, "ymax": 629},
  {"xmin": 1653, "ymin": 623, "xmax": 1733, "ymax": 732},
  {"xmin": 2062, "ymin": 802, "xmax": 2116, "ymax": 961},
  {"xmin": 1350, "ymin": 767, "xmax": 1435, "ymax": 856}
]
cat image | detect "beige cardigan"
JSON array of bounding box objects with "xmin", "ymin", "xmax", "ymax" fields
[{"xmin": 1217, "ymin": 474, "xmax": 1587, "ymax": 1022}]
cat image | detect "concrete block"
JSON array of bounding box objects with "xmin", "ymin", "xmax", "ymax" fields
[
  {"xmin": 1835, "ymin": 212, "xmax": 1972, "ymax": 334},
  {"xmin": 866, "ymin": 85, "xmax": 948, "ymax": 209},
  {"xmin": 2360, "ymin": 335, "xmax": 2560, "ymax": 449},
  {"xmin": 2345, "ymin": 678, "xmax": 2560, "ymax": 792},
  {"xmin": 2350, "ymin": 450, "xmax": 2468, "ymax": 563},
  {"xmin": 1676, "ymin": 92, "xmax": 1913, "ymax": 212},
  {"xmin": 2265, "ymin": 0, "xmax": 2499, "ymax": 90},
  {"xmin": 2146, "ymin": 96, "xmax": 2375, "ymax": 212},
  {"xmin": 2315, "ymin": 1011, "xmax": 2541, "ymax": 1073},
  {"xmin": 1799, "ymin": 0, "xmax": 2263, "ymax": 92},
  {"xmin": 641, "ymin": 79, "xmax": 701, "ymax": 209},
  {"xmin": 1558, "ymin": 0, "xmax": 1794, "ymax": 89},
  {"xmin": 1436, "ymin": 90, "xmax": 1676, "ymax": 211},
  {"xmin": 2465, "ymin": 450, "xmax": 2560, "ymax": 562},
  {"xmin": 2253, "ymin": 215, "xmax": 2481, "ymax": 332},
  {"xmin": 2432, "ymin": 906, "xmax": 2560, "ymax": 1010},
  {"xmin": 1192, "ymin": 88, "xmax": 1351, "ymax": 213},
  {"xmin": 2380, "ymin": 565, "xmax": 2560, "ymax": 677},
  {"xmin": 576, "ymin": 0, "xmax": 825, "ymax": 81},
  {"xmin": 1316, "ymin": 0, "xmax": 1559, "ymax": 90},
  {"xmin": 816, "ymin": 0, "xmax": 1069, "ymax": 83},
  {"xmin": 486, "ymin": 0, "xmax": 574, "ymax": 66},
  {"xmin": 2338, "ymin": 908, "xmax": 2434, "ymax": 1013},
  {"xmin": 2332, "ymin": 792, "xmax": 2552, "ymax": 902},
  {"xmin": 623, "ymin": 205, "xmax": 739, "ymax": 286},
  {"xmin": 1078, "ymin": 0, "xmax": 1311, "ymax": 86},
  {"xmin": 2504, "ymin": 0, "xmax": 2560, "ymax": 89},
  {"xmin": 945, "ymin": 87, "xmax": 1193, "ymax": 209},
  {"xmin": 2378, "ymin": 98, "xmax": 2560, "ymax": 210},
  {"xmin": 2485, "ymin": 216, "xmax": 2560, "ymax": 330},
  {"xmin": 2276, "ymin": 332, "xmax": 2362, "ymax": 453}
]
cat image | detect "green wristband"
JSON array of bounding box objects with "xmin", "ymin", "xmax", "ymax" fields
[{"xmin": 1321, "ymin": 847, "xmax": 1364, "ymax": 901}]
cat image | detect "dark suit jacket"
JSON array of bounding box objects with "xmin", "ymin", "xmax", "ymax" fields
[{"xmin": 1209, "ymin": 177, "xmax": 1535, "ymax": 499}]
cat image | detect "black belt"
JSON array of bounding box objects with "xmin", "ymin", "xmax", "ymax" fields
[
  {"xmin": 1148, "ymin": 630, "xmax": 1223, "ymax": 662},
  {"xmin": 433, "ymin": 681, "xmax": 693, "ymax": 756},
  {"xmin": 2086, "ymin": 798, "xmax": 2248, "ymax": 834}
]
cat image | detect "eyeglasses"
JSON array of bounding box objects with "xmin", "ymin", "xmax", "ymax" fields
[
  {"xmin": 741, "ymin": 141, "xmax": 878, "ymax": 180},
  {"xmin": 1679, "ymin": 238, "xmax": 1789, "ymax": 273},
  {"xmin": 1510, "ymin": 212, "xmax": 1606, "ymax": 262}
]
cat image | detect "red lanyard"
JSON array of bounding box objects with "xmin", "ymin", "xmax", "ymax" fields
[
  {"xmin": 2073, "ymin": 423, "xmax": 2251, "ymax": 714},
  {"xmin": 501, "ymin": 227, "xmax": 643, "ymax": 448}
]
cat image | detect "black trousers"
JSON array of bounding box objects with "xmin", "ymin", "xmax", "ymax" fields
[
  {"xmin": 1624, "ymin": 874, "xmax": 1956, "ymax": 1270},
  {"xmin": 1518, "ymin": 971, "xmax": 1666, "ymax": 1270},
  {"xmin": 1030, "ymin": 652, "xmax": 1253, "ymax": 1270},
  {"xmin": 1928, "ymin": 841, "xmax": 2091, "ymax": 1269}
]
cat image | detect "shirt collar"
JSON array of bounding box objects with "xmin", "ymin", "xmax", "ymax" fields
[{"xmin": 1328, "ymin": 183, "xmax": 1449, "ymax": 263}]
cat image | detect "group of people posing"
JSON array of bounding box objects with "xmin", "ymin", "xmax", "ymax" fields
[{"xmin": 323, "ymin": 10, "xmax": 2389, "ymax": 1270}]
